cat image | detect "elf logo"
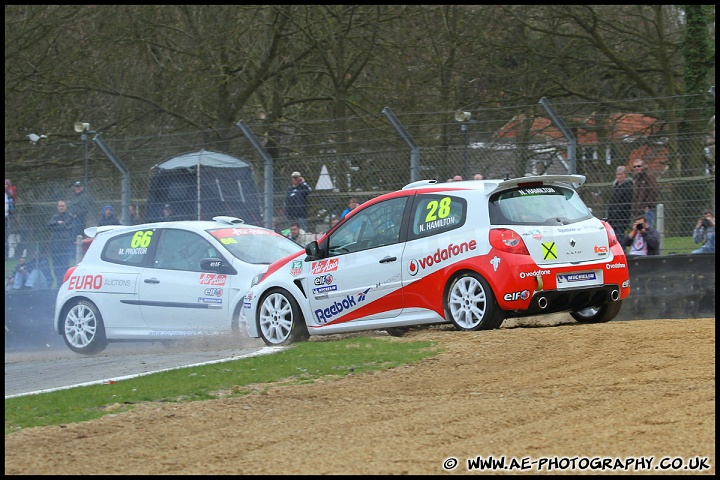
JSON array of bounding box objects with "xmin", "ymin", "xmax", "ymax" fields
[
  {"xmin": 503, "ymin": 289, "xmax": 530, "ymax": 302},
  {"xmin": 407, "ymin": 240, "xmax": 477, "ymax": 276}
]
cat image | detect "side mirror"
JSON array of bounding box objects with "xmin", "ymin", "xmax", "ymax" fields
[
  {"xmin": 200, "ymin": 258, "xmax": 237, "ymax": 275},
  {"xmin": 305, "ymin": 241, "xmax": 321, "ymax": 261}
]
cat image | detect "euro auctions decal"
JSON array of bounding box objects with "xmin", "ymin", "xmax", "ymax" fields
[{"xmin": 407, "ymin": 240, "xmax": 476, "ymax": 276}]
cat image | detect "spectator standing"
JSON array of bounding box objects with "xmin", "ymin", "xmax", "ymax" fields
[
  {"xmin": 128, "ymin": 203, "xmax": 142, "ymax": 225},
  {"xmin": 161, "ymin": 203, "xmax": 174, "ymax": 221},
  {"xmin": 4, "ymin": 188, "xmax": 9, "ymax": 260},
  {"xmin": 47, "ymin": 200, "xmax": 76, "ymax": 286},
  {"xmin": 69, "ymin": 180, "xmax": 94, "ymax": 238},
  {"xmin": 691, "ymin": 210, "xmax": 715, "ymax": 254},
  {"xmin": 285, "ymin": 171, "xmax": 312, "ymax": 231},
  {"xmin": 98, "ymin": 205, "xmax": 120, "ymax": 226},
  {"xmin": 5, "ymin": 179, "xmax": 17, "ymax": 203},
  {"xmin": 624, "ymin": 214, "xmax": 660, "ymax": 256},
  {"xmin": 473, "ymin": 173, "xmax": 484, "ymax": 180},
  {"xmin": 630, "ymin": 159, "xmax": 659, "ymax": 219},
  {"xmin": 5, "ymin": 179, "xmax": 21, "ymax": 259},
  {"xmin": 643, "ymin": 204, "xmax": 655, "ymax": 229},
  {"xmin": 606, "ymin": 166, "xmax": 634, "ymax": 246},
  {"xmin": 285, "ymin": 222, "xmax": 314, "ymax": 247},
  {"xmin": 341, "ymin": 197, "xmax": 359, "ymax": 220}
]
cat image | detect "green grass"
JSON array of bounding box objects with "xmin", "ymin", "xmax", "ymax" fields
[
  {"xmin": 661, "ymin": 235, "xmax": 699, "ymax": 254},
  {"xmin": 4, "ymin": 336, "xmax": 439, "ymax": 434}
]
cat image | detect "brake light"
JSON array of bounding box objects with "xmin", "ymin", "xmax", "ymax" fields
[
  {"xmin": 489, "ymin": 228, "xmax": 530, "ymax": 255},
  {"xmin": 517, "ymin": 181, "xmax": 543, "ymax": 188},
  {"xmin": 62, "ymin": 265, "xmax": 78, "ymax": 285},
  {"xmin": 600, "ymin": 220, "xmax": 618, "ymax": 247}
]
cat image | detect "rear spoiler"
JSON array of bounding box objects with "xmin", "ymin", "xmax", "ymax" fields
[{"xmin": 495, "ymin": 174, "xmax": 586, "ymax": 191}]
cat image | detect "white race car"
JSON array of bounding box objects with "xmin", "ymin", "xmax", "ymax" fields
[
  {"xmin": 54, "ymin": 216, "xmax": 302, "ymax": 354},
  {"xmin": 242, "ymin": 175, "xmax": 631, "ymax": 345}
]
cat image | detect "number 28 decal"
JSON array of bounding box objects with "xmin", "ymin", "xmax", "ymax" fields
[
  {"xmin": 131, "ymin": 230, "xmax": 154, "ymax": 248},
  {"xmin": 425, "ymin": 197, "xmax": 452, "ymax": 222}
]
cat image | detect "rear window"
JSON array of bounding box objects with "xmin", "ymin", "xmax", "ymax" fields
[
  {"xmin": 102, "ymin": 229, "xmax": 156, "ymax": 266},
  {"xmin": 489, "ymin": 185, "xmax": 592, "ymax": 226}
]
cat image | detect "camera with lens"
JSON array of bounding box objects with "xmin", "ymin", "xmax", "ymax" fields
[
  {"xmin": 636, "ymin": 223, "xmax": 644, "ymax": 231},
  {"xmin": 701, "ymin": 218, "xmax": 710, "ymax": 229}
]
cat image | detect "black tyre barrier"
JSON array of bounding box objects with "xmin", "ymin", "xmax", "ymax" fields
[{"xmin": 616, "ymin": 253, "xmax": 715, "ymax": 320}]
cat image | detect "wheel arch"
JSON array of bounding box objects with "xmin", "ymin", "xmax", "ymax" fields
[{"xmin": 55, "ymin": 295, "xmax": 95, "ymax": 333}]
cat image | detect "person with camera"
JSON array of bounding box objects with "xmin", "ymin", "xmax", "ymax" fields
[
  {"xmin": 691, "ymin": 210, "xmax": 715, "ymax": 254},
  {"xmin": 624, "ymin": 214, "xmax": 660, "ymax": 256}
]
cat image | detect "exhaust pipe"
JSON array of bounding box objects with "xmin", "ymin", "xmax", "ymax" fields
[
  {"xmin": 537, "ymin": 296, "xmax": 548, "ymax": 309},
  {"xmin": 610, "ymin": 289, "xmax": 620, "ymax": 302}
]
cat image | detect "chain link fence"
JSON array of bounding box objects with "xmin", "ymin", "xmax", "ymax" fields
[{"xmin": 5, "ymin": 96, "xmax": 715, "ymax": 286}]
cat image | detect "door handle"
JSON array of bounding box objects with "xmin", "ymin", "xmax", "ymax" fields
[
  {"xmin": 379, "ymin": 256, "xmax": 397, "ymax": 263},
  {"xmin": 144, "ymin": 278, "xmax": 160, "ymax": 284}
]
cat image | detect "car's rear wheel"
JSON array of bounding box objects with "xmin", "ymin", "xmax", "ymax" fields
[
  {"xmin": 62, "ymin": 300, "xmax": 108, "ymax": 355},
  {"xmin": 445, "ymin": 272, "xmax": 504, "ymax": 331},
  {"xmin": 257, "ymin": 289, "xmax": 309, "ymax": 346},
  {"xmin": 385, "ymin": 327, "xmax": 409, "ymax": 337},
  {"xmin": 571, "ymin": 300, "xmax": 623, "ymax": 324}
]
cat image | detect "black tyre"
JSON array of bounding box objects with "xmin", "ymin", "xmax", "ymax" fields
[
  {"xmin": 61, "ymin": 300, "xmax": 108, "ymax": 355},
  {"xmin": 571, "ymin": 300, "xmax": 623, "ymax": 324},
  {"xmin": 257, "ymin": 289, "xmax": 309, "ymax": 346},
  {"xmin": 445, "ymin": 272, "xmax": 504, "ymax": 331},
  {"xmin": 385, "ymin": 327, "xmax": 409, "ymax": 337}
]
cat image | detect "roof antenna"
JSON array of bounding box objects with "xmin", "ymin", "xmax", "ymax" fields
[{"xmin": 504, "ymin": 172, "xmax": 510, "ymax": 181}]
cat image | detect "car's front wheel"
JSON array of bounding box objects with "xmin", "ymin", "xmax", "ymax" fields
[
  {"xmin": 257, "ymin": 289, "xmax": 309, "ymax": 346},
  {"xmin": 445, "ymin": 272, "xmax": 504, "ymax": 331},
  {"xmin": 571, "ymin": 300, "xmax": 623, "ymax": 324},
  {"xmin": 62, "ymin": 300, "xmax": 108, "ymax": 355}
]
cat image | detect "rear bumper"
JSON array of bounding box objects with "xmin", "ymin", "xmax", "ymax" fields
[{"xmin": 506, "ymin": 284, "xmax": 622, "ymax": 318}]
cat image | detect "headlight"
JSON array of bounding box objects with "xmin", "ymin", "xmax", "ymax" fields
[{"xmin": 250, "ymin": 270, "xmax": 267, "ymax": 288}]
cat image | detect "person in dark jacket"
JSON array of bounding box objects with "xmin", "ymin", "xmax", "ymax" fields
[
  {"xmin": 285, "ymin": 171, "xmax": 312, "ymax": 231},
  {"xmin": 97, "ymin": 205, "xmax": 120, "ymax": 226},
  {"xmin": 47, "ymin": 199, "xmax": 76, "ymax": 286},
  {"xmin": 606, "ymin": 166, "xmax": 634, "ymax": 247},
  {"xmin": 69, "ymin": 180, "xmax": 94, "ymax": 238},
  {"xmin": 624, "ymin": 214, "xmax": 660, "ymax": 256},
  {"xmin": 630, "ymin": 159, "xmax": 659, "ymax": 220}
]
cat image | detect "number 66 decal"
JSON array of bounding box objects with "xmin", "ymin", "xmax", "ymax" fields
[{"xmin": 131, "ymin": 230, "xmax": 154, "ymax": 248}]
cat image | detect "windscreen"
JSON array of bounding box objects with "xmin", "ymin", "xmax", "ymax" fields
[{"xmin": 209, "ymin": 227, "xmax": 301, "ymax": 264}]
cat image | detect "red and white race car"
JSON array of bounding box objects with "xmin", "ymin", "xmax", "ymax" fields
[{"xmin": 242, "ymin": 175, "xmax": 631, "ymax": 345}]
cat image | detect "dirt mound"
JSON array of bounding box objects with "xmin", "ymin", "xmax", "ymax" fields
[{"xmin": 4, "ymin": 316, "xmax": 715, "ymax": 475}]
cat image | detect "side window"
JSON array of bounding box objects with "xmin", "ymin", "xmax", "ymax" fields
[
  {"xmin": 102, "ymin": 229, "xmax": 156, "ymax": 266},
  {"xmin": 153, "ymin": 229, "xmax": 217, "ymax": 272},
  {"xmin": 409, "ymin": 195, "xmax": 466, "ymax": 241},
  {"xmin": 328, "ymin": 197, "xmax": 408, "ymax": 255}
]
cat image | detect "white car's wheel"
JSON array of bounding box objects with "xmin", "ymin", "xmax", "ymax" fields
[
  {"xmin": 257, "ymin": 289, "xmax": 309, "ymax": 346},
  {"xmin": 445, "ymin": 272, "xmax": 504, "ymax": 331},
  {"xmin": 62, "ymin": 300, "xmax": 108, "ymax": 355}
]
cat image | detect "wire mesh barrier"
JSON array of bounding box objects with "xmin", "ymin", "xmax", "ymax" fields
[{"xmin": 5, "ymin": 96, "xmax": 716, "ymax": 288}]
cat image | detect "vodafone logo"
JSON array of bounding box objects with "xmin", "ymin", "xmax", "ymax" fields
[
  {"xmin": 407, "ymin": 240, "xmax": 477, "ymax": 276},
  {"xmin": 408, "ymin": 259, "xmax": 420, "ymax": 276}
]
